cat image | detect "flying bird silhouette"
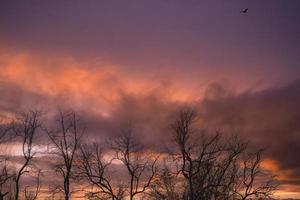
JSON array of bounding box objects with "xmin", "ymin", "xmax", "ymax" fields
[{"xmin": 240, "ymin": 8, "xmax": 248, "ymax": 13}]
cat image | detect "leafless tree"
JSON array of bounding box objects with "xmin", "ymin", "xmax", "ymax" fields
[
  {"xmin": 232, "ymin": 150, "xmax": 278, "ymax": 200},
  {"xmin": 111, "ymin": 128, "xmax": 159, "ymax": 200},
  {"xmin": 0, "ymin": 123, "xmax": 14, "ymax": 200},
  {"xmin": 12, "ymin": 111, "xmax": 41, "ymax": 200},
  {"xmin": 24, "ymin": 169, "xmax": 42, "ymax": 200},
  {"xmin": 0, "ymin": 159, "xmax": 14, "ymax": 200},
  {"xmin": 169, "ymin": 108, "xmax": 276, "ymax": 200},
  {"xmin": 47, "ymin": 111, "xmax": 84, "ymax": 200},
  {"xmin": 0, "ymin": 123, "xmax": 12, "ymax": 144},
  {"xmin": 77, "ymin": 143, "xmax": 125, "ymax": 200},
  {"xmin": 148, "ymin": 164, "xmax": 181, "ymax": 200}
]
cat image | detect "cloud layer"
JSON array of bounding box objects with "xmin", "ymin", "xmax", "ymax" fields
[{"xmin": 0, "ymin": 52, "xmax": 299, "ymax": 197}]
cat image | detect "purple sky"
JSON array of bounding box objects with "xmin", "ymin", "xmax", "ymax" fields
[
  {"xmin": 1, "ymin": 0, "xmax": 300, "ymax": 86},
  {"xmin": 0, "ymin": 0, "xmax": 300, "ymax": 198}
]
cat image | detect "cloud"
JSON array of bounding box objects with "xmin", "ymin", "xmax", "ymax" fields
[
  {"xmin": 198, "ymin": 80, "xmax": 300, "ymax": 190},
  {"xmin": 83, "ymin": 78, "xmax": 298, "ymax": 193},
  {"xmin": 0, "ymin": 53, "xmax": 196, "ymax": 147},
  {"xmin": 1, "ymin": 52, "xmax": 300, "ymax": 195}
]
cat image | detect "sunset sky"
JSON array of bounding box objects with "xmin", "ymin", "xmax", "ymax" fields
[{"xmin": 0, "ymin": 0, "xmax": 300, "ymax": 198}]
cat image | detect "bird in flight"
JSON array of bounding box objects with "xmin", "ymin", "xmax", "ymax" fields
[{"xmin": 240, "ymin": 8, "xmax": 248, "ymax": 13}]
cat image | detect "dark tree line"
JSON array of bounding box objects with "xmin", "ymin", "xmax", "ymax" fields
[{"xmin": 0, "ymin": 109, "xmax": 277, "ymax": 200}]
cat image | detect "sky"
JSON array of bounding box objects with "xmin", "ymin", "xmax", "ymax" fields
[{"xmin": 0, "ymin": 0, "xmax": 300, "ymax": 198}]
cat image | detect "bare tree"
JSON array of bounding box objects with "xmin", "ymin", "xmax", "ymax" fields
[
  {"xmin": 77, "ymin": 143, "xmax": 125, "ymax": 200},
  {"xmin": 12, "ymin": 111, "xmax": 41, "ymax": 200},
  {"xmin": 0, "ymin": 123, "xmax": 14, "ymax": 200},
  {"xmin": 0, "ymin": 122, "xmax": 12, "ymax": 144},
  {"xmin": 47, "ymin": 111, "xmax": 84, "ymax": 200},
  {"xmin": 171, "ymin": 108, "xmax": 198, "ymax": 200},
  {"xmin": 232, "ymin": 150, "xmax": 277, "ymax": 200},
  {"xmin": 148, "ymin": 164, "xmax": 181, "ymax": 200},
  {"xmin": 24, "ymin": 169, "xmax": 42, "ymax": 200},
  {"xmin": 111, "ymin": 128, "xmax": 159, "ymax": 200},
  {"xmin": 169, "ymin": 108, "xmax": 276, "ymax": 200},
  {"xmin": 0, "ymin": 159, "xmax": 14, "ymax": 200}
]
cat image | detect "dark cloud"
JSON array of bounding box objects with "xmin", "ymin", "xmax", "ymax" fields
[
  {"xmin": 77, "ymin": 78, "xmax": 300, "ymax": 188},
  {"xmin": 52, "ymin": 78, "xmax": 300, "ymax": 181},
  {"xmin": 68, "ymin": 88, "xmax": 185, "ymax": 151},
  {"xmin": 2, "ymin": 73, "xmax": 300, "ymax": 173},
  {"xmin": 1, "ymin": 71, "xmax": 300, "ymax": 195},
  {"xmin": 0, "ymin": 81, "xmax": 48, "ymax": 115},
  {"xmin": 198, "ymin": 79, "xmax": 300, "ymax": 180}
]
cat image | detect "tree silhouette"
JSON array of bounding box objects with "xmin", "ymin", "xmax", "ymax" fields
[
  {"xmin": 232, "ymin": 150, "xmax": 278, "ymax": 200},
  {"xmin": 12, "ymin": 111, "xmax": 41, "ymax": 200},
  {"xmin": 77, "ymin": 142, "xmax": 125, "ymax": 200},
  {"xmin": 148, "ymin": 165, "xmax": 181, "ymax": 200},
  {"xmin": 111, "ymin": 128, "xmax": 159, "ymax": 200},
  {"xmin": 162, "ymin": 108, "xmax": 278, "ymax": 200},
  {"xmin": 0, "ymin": 108, "xmax": 278, "ymax": 200},
  {"xmin": 23, "ymin": 169, "xmax": 42, "ymax": 200},
  {"xmin": 47, "ymin": 111, "xmax": 84, "ymax": 200},
  {"xmin": 0, "ymin": 123, "xmax": 14, "ymax": 200},
  {"xmin": 0, "ymin": 159, "xmax": 14, "ymax": 200}
]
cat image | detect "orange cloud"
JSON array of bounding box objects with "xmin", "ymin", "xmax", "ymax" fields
[
  {"xmin": 261, "ymin": 159, "xmax": 300, "ymax": 198},
  {"xmin": 0, "ymin": 53, "xmax": 199, "ymax": 117},
  {"xmin": 262, "ymin": 159, "xmax": 298, "ymax": 182}
]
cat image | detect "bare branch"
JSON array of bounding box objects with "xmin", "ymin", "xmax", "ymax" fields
[{"xmin": 46, "ymin": 111, "xmax": 84, "ymax": 200}]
